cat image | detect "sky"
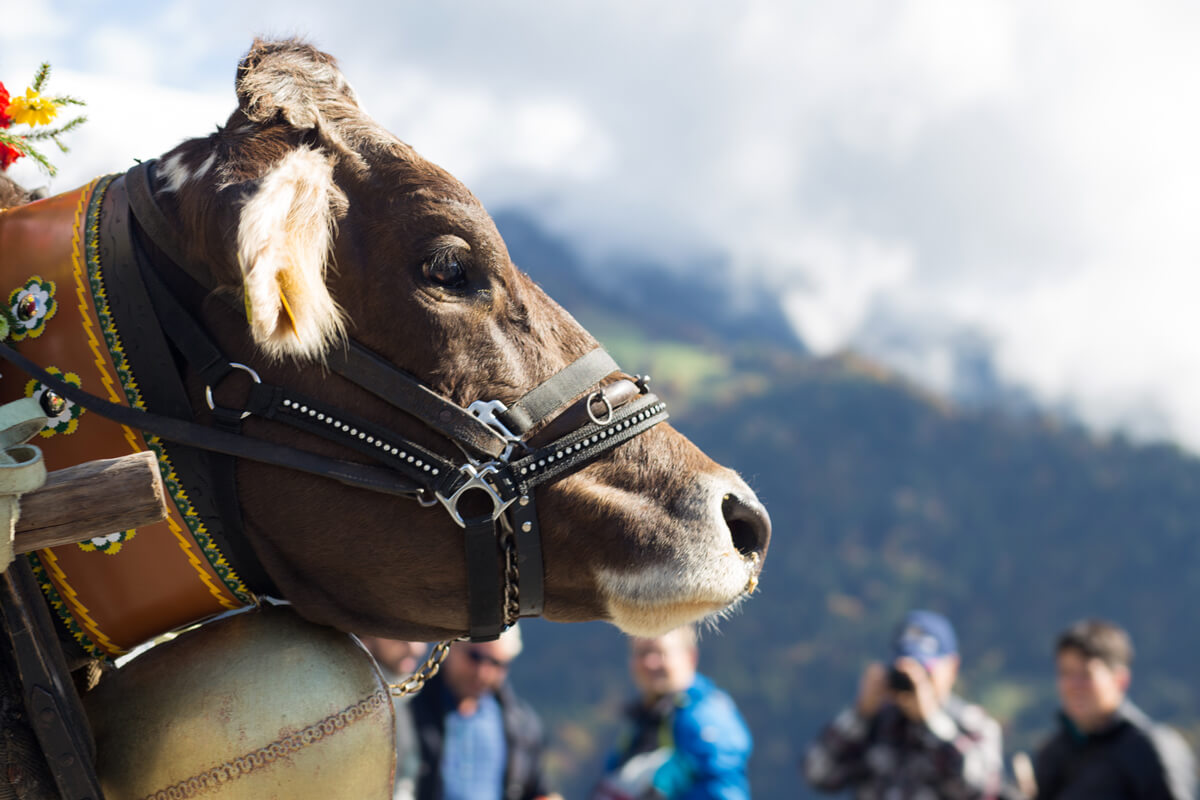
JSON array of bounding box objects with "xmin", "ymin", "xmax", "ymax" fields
[{"xmin": 5, "ymin": 1, "xmax": 1200, "ymax": 449}]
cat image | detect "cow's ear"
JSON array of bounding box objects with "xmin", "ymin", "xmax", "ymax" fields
[
  {"xmin": 237, "ymin": 146, "xmax": 345, "ymax": 361},
  {"xmin": 235, "ymin": 38, "xmax": 358, "ymax": 129}
]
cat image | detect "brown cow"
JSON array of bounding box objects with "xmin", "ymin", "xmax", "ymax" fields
[{"xmin": 0, "ymin": 39, "xmax": 769, "ymax": 652}]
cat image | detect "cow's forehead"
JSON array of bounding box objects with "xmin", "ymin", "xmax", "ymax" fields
[{"xmin": 377, "ymin": 181, "xmax": 497, "ymax": 236}]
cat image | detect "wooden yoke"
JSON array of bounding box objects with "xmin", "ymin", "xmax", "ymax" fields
[{"xmin": 14, "ymin": 451, "xmax": 168, "ymax": 554}]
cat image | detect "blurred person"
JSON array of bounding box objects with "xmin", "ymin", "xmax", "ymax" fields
[
  {"xmin": 360, "ymin": 636, "xmax": 429, "ymax": 800},
  {"xmin": 408, "ymin": 624, "xmax": 558, "ymax": 800},
  {"xmin": 1030, "ymin": 618, "xmax": 1195, "ymax": 799},
  {"xmin": 592, "ymin": 625, "xmax": 752, "ymax": 800},
  {"xmin": 802, "ymin": 610, "xmax": 1004, "ymax": 799}
]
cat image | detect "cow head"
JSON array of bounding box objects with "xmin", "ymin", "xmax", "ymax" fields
[{"xmin": 150, "ymin": 39, "xmax": 770, "ymax": 641}]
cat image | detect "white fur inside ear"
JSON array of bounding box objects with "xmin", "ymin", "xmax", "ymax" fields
[{"xmin": 237, "ymin": 147, "xmax": 345, "ymax": 361}]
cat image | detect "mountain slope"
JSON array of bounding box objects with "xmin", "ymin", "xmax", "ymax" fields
[{"xmin": 495, "ymin": 211, "xmax": 1200, "ymax": 799}]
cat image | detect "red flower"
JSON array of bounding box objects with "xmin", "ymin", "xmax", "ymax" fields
[
  {"xmin": 0, "ymin": 141, "xmax": 23, "ymax": 170},
  {"xmin": 0, "ymin": 81, "xmax": 10, "ymax": 128}
]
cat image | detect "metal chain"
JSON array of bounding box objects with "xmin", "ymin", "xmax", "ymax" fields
[
  {"xmin": 387, "ymin": 528, "xmax": 520, "ymax": 699},
  {"xmin": 388, "ymin": 640, "xmax": 452, "ymax": 698}
]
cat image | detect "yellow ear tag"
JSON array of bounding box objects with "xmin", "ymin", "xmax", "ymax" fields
[{"xmin": 278, "ymin": 286, "xmax": 302, "ymax": 342}]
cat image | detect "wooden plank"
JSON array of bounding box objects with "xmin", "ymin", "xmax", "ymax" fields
[{"xmin": 13, "ymin": 451, "xmax": 168, "ymax": 554}]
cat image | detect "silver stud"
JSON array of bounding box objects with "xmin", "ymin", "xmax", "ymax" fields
[
  {"xmin": 521, "ymin": 468, "xmax": 528, "ymax": 475},
  {"xmin": 300, "ymin": 405, "xmax": 308, "ymax": 413},
  {"xmin": 521, "ymin": 521, "xmax": 532, "ymax": 533},
  {"xmin": 415, "ymin": 460, "xmax": 423, "ymax": 467},
  {"xmin": 519, "ymin": 495, "xmax": 530, "ymax": 507},
  {"xmin": 366, "ymin": 436, "xmax": 374, "ymax": 444},
  {"xmin": 283, "ymin": 399, "xmax": 292, "ymax": 407},
  {"xmin": 317, "ymin": 413, "xmax": 325, "ymax": 421},
  {"xmin": 358, "ymin": 432, "xmax": 366, "ymax": 439},
  {"xmin": 432, "ymin": 469, "xmax": 439, "ymax": 475},
  {"xmin": 390, "ymin": 447, "xmax": 399, "ymax": 455},
  {"xmin": 423, "ymin": 464, "xmax": 431, "ymax": 471}
]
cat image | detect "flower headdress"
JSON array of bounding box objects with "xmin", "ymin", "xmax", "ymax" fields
[{"xmin": 0, "ymin": 62, "xmax": 87, "ymax": 176}]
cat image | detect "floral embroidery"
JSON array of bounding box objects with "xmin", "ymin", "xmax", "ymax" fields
[
  {"xmin": 77, "ymin": 530, "xmax": 136, "ymax": 555},
  {"xmin": 25, "ymin": 368, "xmax": 84, "ymax": 436},
  {"xmin": 8, "ymin": 276, "xmax": 57, "ymax": 340}
]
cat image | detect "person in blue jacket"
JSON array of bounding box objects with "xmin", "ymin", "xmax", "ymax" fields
[{"xmin": 592, "ymin": 625, "xmax": 752, "ymax": 800}]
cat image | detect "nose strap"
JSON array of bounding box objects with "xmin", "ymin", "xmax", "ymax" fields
[{"xmin": 496, "ymin": 349, "xmax": 620, "ymax": 437}]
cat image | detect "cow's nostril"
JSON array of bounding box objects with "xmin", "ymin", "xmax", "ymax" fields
[{"xmin": 721, "ymin": 493, "xmax": 771, "ymax": 560}]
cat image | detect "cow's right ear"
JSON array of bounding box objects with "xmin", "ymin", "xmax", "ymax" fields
[
  {"xmin": 235, "ymin": 38, "xmax": 359, "ymax": 129},
  {"xmin": 236, "ymin": 146, "xmax": 346, "ymax": 362}
]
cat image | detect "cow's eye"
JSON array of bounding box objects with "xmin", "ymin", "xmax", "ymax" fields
[{"xmin": 423, "ymin": 254, "xmax": 466, "ymax": 288}]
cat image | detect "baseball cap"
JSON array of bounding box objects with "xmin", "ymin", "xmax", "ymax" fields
[{"xmin": 891, "ymin": 610, "xmax": 958, "ymax": 664}]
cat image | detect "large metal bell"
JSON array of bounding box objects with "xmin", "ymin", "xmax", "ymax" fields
[{"xmin": 84, "ymin": 604, "xmax": 395, "ymax": 800}]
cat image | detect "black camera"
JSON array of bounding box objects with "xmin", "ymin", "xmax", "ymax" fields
[{"xmin": 887, "ymin": 665, "xmax": 915, "ymax": 693}]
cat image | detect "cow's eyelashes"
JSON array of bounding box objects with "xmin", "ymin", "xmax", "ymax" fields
[{"xmin": 422, "ymin": 252, "xmax": 468, "ymax": 288}]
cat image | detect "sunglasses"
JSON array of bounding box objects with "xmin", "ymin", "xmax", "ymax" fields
[{"xmin": 464, "ymin": 650, "xmax": 511, "ymax": 670}]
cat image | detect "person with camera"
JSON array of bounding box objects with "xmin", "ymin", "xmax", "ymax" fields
[{"xmin": 802, "ymin": 610, "xmax": 1004, "ymax": 799}]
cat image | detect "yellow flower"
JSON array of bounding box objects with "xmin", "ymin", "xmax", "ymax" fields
[{"xmin": 6, "ymin": 87, "xmax": 59, "ymax": 127}]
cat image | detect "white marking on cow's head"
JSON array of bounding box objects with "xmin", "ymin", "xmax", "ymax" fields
[
  {"xmin": 193, "ymin": 152, "xmax": 216, "ymax": 182},
  {"xmin": 157, "ymin": 153, "xmax": 193, "ymax": 194},
  {"xmin": 235, "ymin": 146, "xmax": 346, "ymax": 361}
]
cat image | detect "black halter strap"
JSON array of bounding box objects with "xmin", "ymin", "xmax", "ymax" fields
[{"xmin": 0, "ymin": 162, "xmax": 670, "ymax": 641}]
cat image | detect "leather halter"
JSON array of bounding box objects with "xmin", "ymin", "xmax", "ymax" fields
[{"xmin": 0, "ymin": 161, "xmax": 669, "ymax": 641}]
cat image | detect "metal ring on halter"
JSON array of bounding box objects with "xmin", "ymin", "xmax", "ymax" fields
[
  {"xmin": 205, "ymin": 363, "xmax": 262, "ymax": 420},
  {"xmin": 586, "ymin": 391, "xmax": 614, "ymax": 426}
]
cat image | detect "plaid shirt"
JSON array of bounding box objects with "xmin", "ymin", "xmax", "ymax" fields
[{"xmin": 802, "ymin": 696, "xmax": 1004, "ymax": 800}]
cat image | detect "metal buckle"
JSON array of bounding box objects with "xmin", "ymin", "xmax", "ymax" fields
[
  {"xmin": 467, "ymin": 399, "xmax": 520, "ymax": 442},
  {"xmin": 435, "ymin": 462, "xmax": 518, "ymax": 528},
  {"xmin": 205, "ymin": 362, "xmax": 261, "ymax": 420}
]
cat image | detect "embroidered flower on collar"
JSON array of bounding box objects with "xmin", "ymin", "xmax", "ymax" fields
[
  {"xmin": 25, "ymin": 367, "xmax": 84, "ymax": 436},
  {"xmin": 8, "ymin": 276, "xmax": 58, "ymax": 340},
  {"xmin": 78, "ymin": 530, "xmax": 137, "ymax": 555}
]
